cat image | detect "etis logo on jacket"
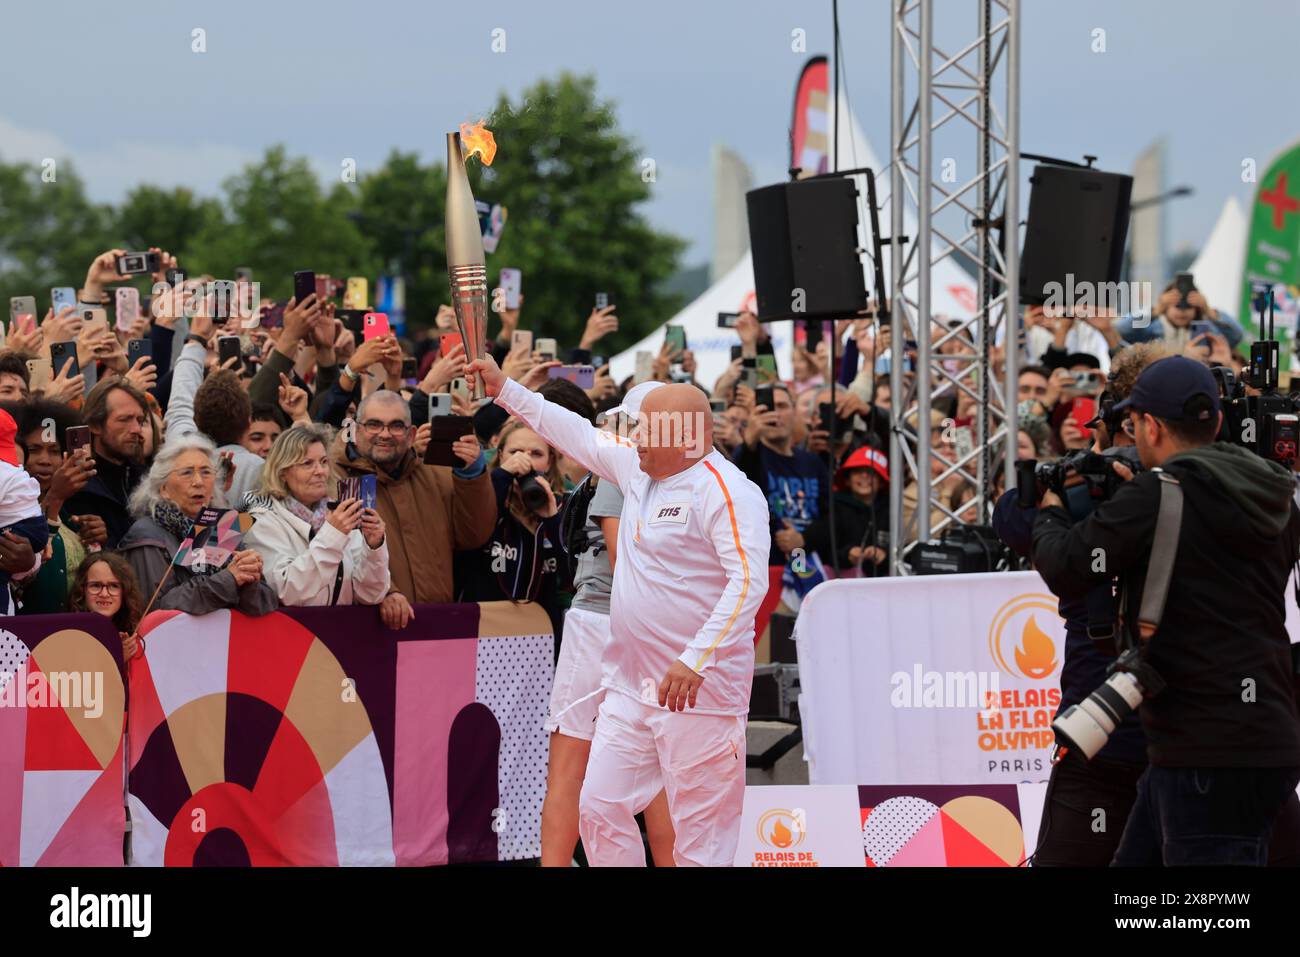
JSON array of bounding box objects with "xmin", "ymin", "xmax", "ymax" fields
[{"xmin": 651, "ymin": 504, "xmax": 689, "ymax": 525}]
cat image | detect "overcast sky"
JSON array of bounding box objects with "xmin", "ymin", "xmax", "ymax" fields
[{"xmin": 2, "ymin": 0, "xmax": 1294, "ymax": 266}]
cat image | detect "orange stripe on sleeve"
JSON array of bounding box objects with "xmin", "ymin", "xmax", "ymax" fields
[{"xmin": 692, "ymin": 461, "xmax": 750, "ymax": 670}]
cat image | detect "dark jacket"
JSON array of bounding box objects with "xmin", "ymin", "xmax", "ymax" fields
[
  {"xmin": 454, "ymin": 467, "xmax": 568, "ymax": 636},
  {"xmin": 993, "ymin": 488, "xmax": 1145, "ymax": 765},
  {"xmin": 733, "ymin": 440, "xmax": 830, "ymax": 566},
  {"xmin": 64, "ymin": 456, "xmax": 146, "ymax": 548},
  {"xmin": 117, "ymin": 515, "xmax": 279, "ymax": 617},
  {"xmin": 804, "ymin": 490, "xmax": 889, "ymax": 574},
  {"xmin": 1032, "ymin": 442, "xmax": 1300, "ymax": 768}
]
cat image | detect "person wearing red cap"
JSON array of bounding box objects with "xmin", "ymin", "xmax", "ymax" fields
[
  {"xmin": 0, "ymin": 408, "xmax": 51, "ymax": 614},
  {"xmin": 804, "ymin": 444, "xmax": 890, "ymax": 576}
]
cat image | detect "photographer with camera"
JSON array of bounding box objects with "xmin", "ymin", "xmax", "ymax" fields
[
  {"xmin": 992, "ymin": 345, "xmax": 1163, "ymax": 865},
  {"xmin": 1030, "ymin": 355, "xmax": 1300, "ymax": 866},
  {"xmin": 455, "ymin": 421, "xmax": 569, "ymax": 636}
]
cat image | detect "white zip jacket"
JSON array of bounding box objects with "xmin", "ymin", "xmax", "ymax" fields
[
  {"xmin": 242, "ymin": 494, "xmax": 391, "ymax": 607},
  {"xmin": 496, "ymin": 378, "xmax": 769, "ymax": 716}
]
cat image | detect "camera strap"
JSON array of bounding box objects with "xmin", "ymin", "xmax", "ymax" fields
[{"xmin": 1136, "ymin": 470, "xmax": 1183, "ymax": 641}]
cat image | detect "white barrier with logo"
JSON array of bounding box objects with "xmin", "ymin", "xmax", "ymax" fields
[
  {"xmin": 795, "ymin": 572, "xmax": 1065, "ymax": 787},
  {"xmin": 734, "ymin": 786, "xmax": 867, "ymax": 867},
  {"xmin": 795, "ymin": 570, "xmax": 1300, "ymax": 790},
  {"xmin": 734, "ymin": 783, "xmax": 1051, "ymax": 867}
]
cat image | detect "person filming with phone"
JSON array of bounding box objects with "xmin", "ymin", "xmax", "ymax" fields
[
  {"xmin": 1115, "ymin": 274, "xmax": 1242, "ymax": 354},
  {"xmin": 244, "ymin": 423, "xmax": 390, "ymax": 608},
  {"xmin": 1029, "ymin": 355, "xmax": 1300, "ymax": 866}
]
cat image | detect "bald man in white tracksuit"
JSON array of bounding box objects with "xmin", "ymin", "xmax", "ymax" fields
[{"xmin": 490, "ymin": 375, "xmax": 769, "ymax": 866}]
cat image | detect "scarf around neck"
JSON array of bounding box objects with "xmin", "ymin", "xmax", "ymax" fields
[
  {"xmin": 152, "ymin": 498, "xmax": 196, "ymax": 542},
  {"xmin": 286, "ymin": 496, "xmax": 329, "ymax": 535}
]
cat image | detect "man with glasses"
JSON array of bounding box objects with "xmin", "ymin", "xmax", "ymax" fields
[{"xmin": 332, "ymin": 390, "xmax": 493, "ymax": 629}]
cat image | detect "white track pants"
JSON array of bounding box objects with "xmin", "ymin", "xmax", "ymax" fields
[{"xmin": 578, "ymin": 689, "xmax": 747, "ymax": 867}]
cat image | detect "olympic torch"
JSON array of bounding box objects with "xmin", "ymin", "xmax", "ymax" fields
[{"xmin": 445, "ymin": 123, "xmax": 496, "ymax": 399}]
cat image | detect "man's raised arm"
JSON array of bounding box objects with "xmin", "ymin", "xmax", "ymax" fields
[{"xmin": 469, "ymin": 356, "xmax": 639, "ymax": 486}]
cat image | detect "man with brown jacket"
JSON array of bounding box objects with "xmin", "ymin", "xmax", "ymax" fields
[{"xmin": 333, "ymin": 390, "xmax": 494, "ymax": 628}]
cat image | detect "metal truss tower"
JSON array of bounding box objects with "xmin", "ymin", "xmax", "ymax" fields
[{"xmin": 887, "ymin": 0, "xmax": 1021, "ymax": 572}]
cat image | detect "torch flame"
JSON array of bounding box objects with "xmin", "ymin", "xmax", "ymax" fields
[
  {"xmin": 459, "ymin": 121, "xmax": 497, "ymax": 166},
  {"xmin": 1014, "ymin": 615, "xmax": 1058, "ymax": 679},
  {"xmin": 770, "ymin": 819, "xmax": 794, "ymax": 848}
]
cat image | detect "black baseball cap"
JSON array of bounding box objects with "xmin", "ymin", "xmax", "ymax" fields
[{"xmin": 1111, "ymin": 356, "xmax": 1221, "ymax": 422}]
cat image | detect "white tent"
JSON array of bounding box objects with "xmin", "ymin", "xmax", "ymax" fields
[
  {"xmin": 1187, "ymin": 197, "xmax": 1246, "ymax": 320},
  {"xmin": 607, "ymin": 249, "xmax": 785, "ymax": 387},
  {"xmin": 610, "ymin": 103, "xmax": 978, "ymax": 388}
]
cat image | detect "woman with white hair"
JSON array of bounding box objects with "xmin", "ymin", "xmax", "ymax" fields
[
  {"xmin": 116, "ymin": 433, "xmax": 279, "ymax": 615},
  {"xmin": 242, "ymin": 423, "xmax": 390, "ymax": 607}
]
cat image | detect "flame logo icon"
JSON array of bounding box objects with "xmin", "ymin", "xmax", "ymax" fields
[
  {"xmin": 1013, "ymin": 615, "xmax": 1058, "ymax": 679},
  {"xmin": 756, "ymin": 809, "xmax": 806, "ymax": 849},
  {"xmin": 988, "ymin": 594, "xmax": 1060, "ymax": 680}
]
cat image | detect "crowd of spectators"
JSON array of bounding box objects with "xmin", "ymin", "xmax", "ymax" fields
[{"xmin": 0, "ymin": 247, "xmax": 1247, "ymax": 658}]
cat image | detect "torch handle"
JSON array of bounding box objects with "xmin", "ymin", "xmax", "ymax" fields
[{"xmin": 449, "ymin": 262, "xmax": 490, "ymax": 400}]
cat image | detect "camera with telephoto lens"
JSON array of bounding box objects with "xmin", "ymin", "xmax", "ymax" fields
[
  {"xmin": 516, "ymin": 470, "xmax": 551, "ymax": 513},
  {"xmin": 1052, "ymin": 646, "xmax": 1166, "ymax": 760},
  {"xmin": 1213, "ymin": 286, "xmax": 1300, "ymax": 467},
  {"xmin": 1015, "ymin": 445, "xmax": 1141, "ymax": 521}
]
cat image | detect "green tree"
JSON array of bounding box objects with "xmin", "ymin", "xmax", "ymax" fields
[
  {"xmin": 187, "ymin": 146, "xmax": 378, "ymax": 299},
  {"xmin": 115, "ymin": 185, "xmax": 224, "ymax": 264},
  {"xmin": 356, "ymin": 72, "xmax": 685, "ymax": 346},
  {"xmin": 353, "ymin": 150, "xmax": 448, "ymax": 319},
  {"xmin": 0, "ymin": 158, "xmax": 114, "ymax": 311},
  {"xmin": 0, "ymin": 72, "xmax": 683, "ymax": 347},
  {"xmin": 469, "ymin": 73, "xmax": 685, "ymax": 349}
]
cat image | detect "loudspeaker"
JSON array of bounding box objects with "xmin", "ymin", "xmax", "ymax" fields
[
  {"xmin": 746, "ymin": 178, "xmax": 867, "ymax": 321},
  {"xmin": 1019, "ymin": 164, "xmax": 1133, "ymax": 305}
]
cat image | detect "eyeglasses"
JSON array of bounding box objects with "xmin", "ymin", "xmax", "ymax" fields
[
  {"xmin": 173, "ymin": 467, "xmax": 216, "ymax": 481},
  {"xmin": 361, "ymin": 420, "xmax": 410, "ymax": 435},
  {"xmin": 292, "ymin": 458, "xmax": 330, "ymax": 472},
  {"xmin": 86, "ymin": 581, "xmax": 122, "ymax": 595}
]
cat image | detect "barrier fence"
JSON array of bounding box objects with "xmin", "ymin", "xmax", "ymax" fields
[{"xmin": 2, "ymin": 601, "xmax": 554, "ymax": 867}]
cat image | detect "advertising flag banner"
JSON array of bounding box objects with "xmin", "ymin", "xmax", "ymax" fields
[{"xmin": 1239, "ymin": 141, "xmax": 1300, "ymax": 364}]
